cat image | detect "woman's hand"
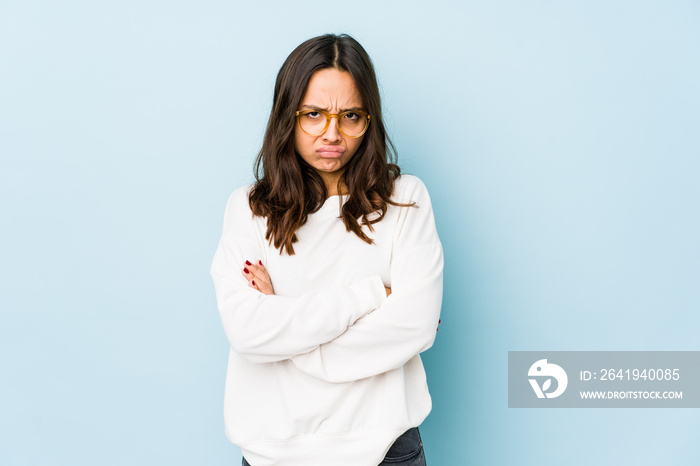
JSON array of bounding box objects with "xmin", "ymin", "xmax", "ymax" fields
[{"xmin": 242, "ymin": 260, "xmax": 275, "ymax": 295}]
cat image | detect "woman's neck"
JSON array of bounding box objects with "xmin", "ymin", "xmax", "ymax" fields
[
  {"xmin": 321, "ymin": 172, "xmax": 348, "ymax": 198},
  {"xmin": 325, "ymin": 187, "xmax": 348, "ymax": 199}
]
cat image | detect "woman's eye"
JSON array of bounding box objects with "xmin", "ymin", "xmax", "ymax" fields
[
  {"xmin": 343, "ymin": 112, "xmax": 360, "ymax": 121},
  {"xmin": 305, "ymin": 111, "xmax": 321, "ymax": 119}
]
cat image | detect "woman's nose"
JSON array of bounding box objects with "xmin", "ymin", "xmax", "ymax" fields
[{"xmin": 323, "ymin": 116, "xmax": 342, "ymax": 141}]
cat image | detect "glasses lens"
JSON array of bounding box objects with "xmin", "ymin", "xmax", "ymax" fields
[
  {"xmin": 339, "ymin": 112, "xmax": 368, "ymax": 137},
  {"xmin": 298, "ymin": 111, "xmax": 327, "ymax": 136}
]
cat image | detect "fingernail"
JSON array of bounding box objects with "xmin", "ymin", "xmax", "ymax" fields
[
  {"xmin": 243, "ymin": 268, "xmax": 249, "ymax": 274},
  {"xmin": 258, "ymin": 260, "xmax": 263, "ymax": 266},
  {"xmin": 245, "ymin": 260, "xmax": 252, "ymax": 266},
  {"xmin": 439, "ymin": 319, "xmax": 441, "ymax": 324},
  {"xmin": 252, "ymin": 280, "xmax": 256, "ymax": 286}
]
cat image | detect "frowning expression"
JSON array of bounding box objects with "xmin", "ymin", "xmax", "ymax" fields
[{"xmin": 294, "ymin": 68, "xmax": 366, "ymax": 190}]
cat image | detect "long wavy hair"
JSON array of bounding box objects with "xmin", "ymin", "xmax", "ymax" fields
[{"xmin": 249, "ymin": 33, "xmax": 414, "ymax": 256}]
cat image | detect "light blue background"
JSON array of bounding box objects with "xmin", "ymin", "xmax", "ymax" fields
[{"xmin": 1, "ymin": 1, "xmax": 698, "ymax": 465}]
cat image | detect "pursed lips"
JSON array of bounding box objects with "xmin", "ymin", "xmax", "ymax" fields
[{"xmin": 317, "ymin": 146, "xmax": 345, "ymax": 158}]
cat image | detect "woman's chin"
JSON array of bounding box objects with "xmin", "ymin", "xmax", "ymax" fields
[{"xmin": 314, "ymin": 160, "xmax": 345, "ymax": 173}]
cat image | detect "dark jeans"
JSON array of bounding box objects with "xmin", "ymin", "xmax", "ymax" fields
[{"xmin": 242, "ymin": 427, "xmax": 426, "ymax": 466}]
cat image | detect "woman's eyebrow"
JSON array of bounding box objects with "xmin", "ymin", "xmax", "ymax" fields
[{"xmin": 300, "ymin": 104, "xmax": 365, "ymax": 112}]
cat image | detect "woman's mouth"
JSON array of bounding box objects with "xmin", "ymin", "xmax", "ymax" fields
[{"xmin": 317, "ymin": 146, "xmax": 345, "ymax": 158}]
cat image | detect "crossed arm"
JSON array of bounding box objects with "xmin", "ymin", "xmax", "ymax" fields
[
  {"xmin": 243, "ymin": 260, "xmax": 438, "ymax": 331},
  {"xmin": 238, "ymin": 241, "xmax": 443, "ymax": 384}
]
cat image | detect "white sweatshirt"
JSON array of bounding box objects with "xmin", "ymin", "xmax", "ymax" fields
[{"xmin": 210, "ymin": 174, "xmax": 444, "ymax": 466}]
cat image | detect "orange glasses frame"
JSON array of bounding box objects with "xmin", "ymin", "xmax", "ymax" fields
[{"xmin": 295, "ymin": 109, "xmax": 371, "ymax": 138}]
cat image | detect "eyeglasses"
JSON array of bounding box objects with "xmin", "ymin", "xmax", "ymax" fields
[{"xmin": 295, "ymin": 108, "xmax": 371, "ymax": 138}]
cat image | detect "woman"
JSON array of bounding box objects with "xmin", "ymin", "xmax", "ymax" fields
[{"xmin": 211, "ymin": 33, "xmax": 444, "ymax": 466}]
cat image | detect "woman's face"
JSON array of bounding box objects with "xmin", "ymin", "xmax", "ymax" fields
[{"xmin": 294, "ymin": 68, "xmax": 365, "ymax": 192}]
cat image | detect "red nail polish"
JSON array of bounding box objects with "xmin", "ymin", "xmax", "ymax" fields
[
  {"xmin": 244, "ymin": 268, "xmax": 249, "ymax": 274},
  {"xmin": 252, "ymin": 280, "xmax": 256, "ymax": 286},
  {"xmin": 245, "ymin": 260, "xmax": 252, "ymax": 266},
  {"xmin": 258, "ymin": 260, "xmax": 263, "ymax": 266},
  {"xmin": 439, "ymin": 319, "xmax": 441, "ymax": 324}
]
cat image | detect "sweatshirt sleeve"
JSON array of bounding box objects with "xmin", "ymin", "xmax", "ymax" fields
[
  {"xmin": 289, "ymin": 177, "xmax": 444, "ymax": 383},
  {"xmin": 210, "ymin": 187, "xmax": 387, "ymax": 364}
]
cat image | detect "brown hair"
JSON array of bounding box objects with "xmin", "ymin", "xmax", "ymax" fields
[{"xmin": 249, "ymin": 33, "xmax": 414, "ymax": 255}]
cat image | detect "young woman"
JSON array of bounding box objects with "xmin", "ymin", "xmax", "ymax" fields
[{"xmin": 211, "ymin": 33, "xmax": 443, "ymax": 466}]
